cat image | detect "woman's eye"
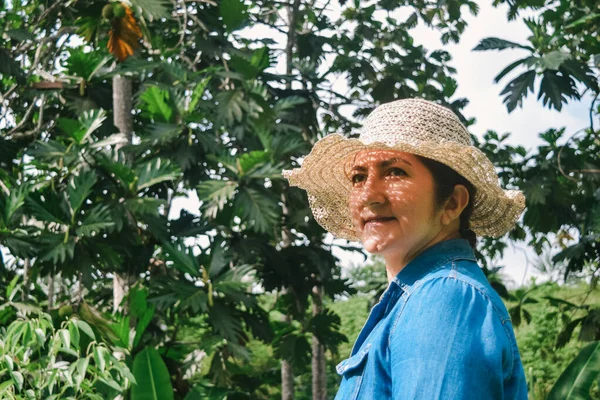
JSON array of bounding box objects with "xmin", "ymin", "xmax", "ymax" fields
[
  {"xmin": 387, "ymin": 168, "xmax": 406, "ymax": 177},
  {"xmin": 351, "ymin": 174, "xmax": 366, "ymax": 185}
]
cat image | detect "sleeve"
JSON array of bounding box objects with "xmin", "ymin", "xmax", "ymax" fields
[{"xmin": 389, "ymin": 277, "xmax": 513, "ymax": 400}]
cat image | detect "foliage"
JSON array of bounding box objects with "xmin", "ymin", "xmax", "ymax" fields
[
  {"xmin": 0, "ymin": 0, "xmax": 598, "ymax": 397},
  {"xmin": 0, "ymin": 311, "xmax": 133, "ymax": 399}
]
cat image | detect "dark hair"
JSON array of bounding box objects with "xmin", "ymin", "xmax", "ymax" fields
[{"xmin": 417, "ymin": 156, "xmax": 477, "ymax": 249}]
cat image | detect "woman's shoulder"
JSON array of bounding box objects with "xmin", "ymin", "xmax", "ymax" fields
[{"xmin": 405, "ymin": 263, "xmax": 512, "ymax": 324}]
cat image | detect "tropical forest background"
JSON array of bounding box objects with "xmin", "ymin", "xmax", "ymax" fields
[{"xmin": 0, "ymin": 0, "xmax": 599, "ymax": 398}]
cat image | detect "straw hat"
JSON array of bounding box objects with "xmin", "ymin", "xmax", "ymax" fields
[{"xmin": 282, "ymin": 98, "xmax": 525, "ymax": 241}]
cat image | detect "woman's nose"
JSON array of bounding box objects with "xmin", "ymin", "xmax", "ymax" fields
[{"xmin": 358, "ymin": 175, "xmax": 386, "ymax": 207}]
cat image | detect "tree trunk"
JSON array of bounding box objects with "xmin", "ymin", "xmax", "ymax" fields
[
  {"xmin": 311, "ymin": 285, "xmax": 327, "ymax": 400},
  {"xmin": 112, "ymin": 74, "xmax": 133, "ymax": 314},
  {"xmin": 280, "ymin": 194, "xmax": 295, "ymax": 400},
  {"xmin": 281, "ymin": 312, "xmax": 295, "ymax": 400}
]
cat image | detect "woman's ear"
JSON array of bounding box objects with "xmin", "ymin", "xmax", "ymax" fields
[{"xmin": 440, "ymin": 184, "xmax": 469, "ymax": 226}]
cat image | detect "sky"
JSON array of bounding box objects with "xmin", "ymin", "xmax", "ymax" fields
[{"xmin": 172, "ymin": 0, "xmax": 593, "ymax": 287}]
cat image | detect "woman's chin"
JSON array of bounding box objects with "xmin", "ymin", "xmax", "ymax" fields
[{"xmin": 361, "ymin": 235, "xmax": 394, "ymax": 254}]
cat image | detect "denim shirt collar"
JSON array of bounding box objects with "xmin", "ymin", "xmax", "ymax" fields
[{"xmin": 391, "ymin": 238, "xmax": 476, "ymax": 290}]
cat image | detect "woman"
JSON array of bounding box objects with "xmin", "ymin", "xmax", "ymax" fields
[{"xmin": 283, "ymin": 99, "xmax": 528, "ymax": 399}]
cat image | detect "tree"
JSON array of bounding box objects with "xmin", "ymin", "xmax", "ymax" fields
[
  {"xmin": 0, "ymin": 0, "xmax": 506, "ymax": 398},
  {"xmin": 475, "ymin": 0, "xmax": 600, "ymax": 396}
]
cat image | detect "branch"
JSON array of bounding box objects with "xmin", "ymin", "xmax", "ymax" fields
[
  {"xmin": 590, "ymin": 91, "xmax": 599, "ymax": 135},
  {"xmin": 557, "ymin": 127, "xmax": 598, "ymax": 182},
  {"xmin": 285, "ymin": 0, "xmax": 301, "ymax": 89}
]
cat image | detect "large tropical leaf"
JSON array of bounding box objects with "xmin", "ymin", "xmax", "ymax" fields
[
  {"xmin": 25, "ymin": 192, "xmax": 70, "ymax": 225},
  {"xmin": 197, "ymin": 180, "xmax": 239, "ymax": 219},
  {"xmin": 187, "ymin": 77, "xmax": 211, "ymax": 113},
  {"xmin": 473, "ymin": 37, "xmax": 533, "ymax": 52},
  {"xmin": 79, "ymin": 109, "xmax": 108, "ymax": 144},
  {"xmin": 65, "ymin": 49, "xmax": 110, "ymax": 81},
  {"xmin": 139, "ymin": 86, "xmax": 174, "ymax": 123},
  {"xmin": 0, "ymin": 185, "xmax": 29, "ymax": 229},
  {"xmin": 215, "ymin": 89, "xmax": 246, "ymax": 125},
  {"xmin": 142, "ymin": 123, "xmax": 180, "ymax": 144},
  {"xmin": 238, "ymin": 150, "xmax": 269, "ymax": 175},
  {"xmin": 219, "ymin": 0, "xmax": 248, "ymax": 32},
  {"xmin": 208, "ymin": 302, "xmax": 245, "ymax": 342},
  {"xmin": 131, "ymin": 347, "xmax": 174, "ymax": 400},
  {"xmin": 67, "ymin": 170, "xmax": 97, "ymax": 217},
  {"xmin": 135, "ymin": 158, "xmax": 181, "ymax": 191},
  {"xmin": 540, "ymin": 50, "xmax": 571, "ymax": 70},
  {"xmin": 499, "ymin": 70, "xmax": 536, "ymax": 112},
  {"xmin": 162, "ymin": 241, "xmax": 199, "ymax": 276},
  {"xmin": 40, "ymin": 235, "xmax": 76, "ymax": 264},
  {"xmin": 548, "ymin": 341, "xmax": 600, "ymax": 400},
  {"xmin": 561, "ymin": 60, "xmax": 600, "ymax": 92},
  {"xmin": 76, "ymin": 204, "xmax": 115, "ymax": 237},
  {"xmin": 492, "ymin": 57, "xmax": 536, "ymax": 84},
  {"xmin": 538, "ymin": 70, "xmax": 579, "ymax": 111},
  {"xmin": 234, "ymin": 187, "xmax": 279, "ymax": 234},
  {"xmin": 124, "ymin": 198, "xmax": 166, "ymax": 217}
]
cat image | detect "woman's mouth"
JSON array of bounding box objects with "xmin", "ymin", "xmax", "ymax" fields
[{"xmin": 365, "ymin": 217, "xmax": 396, "ymax": 226}]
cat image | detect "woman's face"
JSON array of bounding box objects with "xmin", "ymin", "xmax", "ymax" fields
[{"xmin": 348, "ymin": 149, "xmax": 444, "ymax": 256}]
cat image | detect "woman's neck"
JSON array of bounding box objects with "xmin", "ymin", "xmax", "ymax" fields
[{"xmin": 383, "ymin": 229, "xmax": 462, "ymax": 282}]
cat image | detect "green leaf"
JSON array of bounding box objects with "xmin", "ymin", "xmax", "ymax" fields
[
  {"xmin": 274, "ymin": 95, "xmax": 309, "ymax": 114},
  {"xmin": 129, "ymin": 286, "xmax": 156, "ymax": 349},
  {"xmin": 493, "ymin": 57, "xmax": 536, "ymax": 83},
  {"xmin": 125, "ymin": 198, "xmax": 166, "ymax": 217},
  {"xmin": 142, "ymin": 123, "xmax": 181, "ymax": 145},
  {"xmin": 208, "ymin": 302, "xmax": 244, "ymax": 342},
  {"xmin": 548, "ymin": 341, "xmax": 600, "ymax": 400},
  {"xmin": 188, "ymin": 77, "xmax": 211, "ymax": 113},
  {"xmin": 5, "ymin": 29, "xmax": 35, "ymax": 42},
  {"xmin": 74, "ymin": 319, "xmax": 96, "ymax": 341},
  {"xmin": 68, "ymin": 170, "xmax": 97, "ymax": 216},
  {"xmin": 197, "ymin": 180, "xmax": 238, "ymax": 219},
  {"xmin": 473, "ymin": 37, "xmax": 533, "ymax": 52},
  {"xmin": 93, "ymin": 347, "xmax": 107, "ymax": 373},
  {"xmin": 131, "ymin": 347, "xmax": 174, "ymax": 400},
  {"xmin": 77, "ymin": 109, "xmax": 107, "ymax": 144},
  {"xmin": 220, "ymin": 0, "xmax": 248, "ymax": 32},
  {"xmin": 500, "ymin": 70, "xmax": 536, "ymax": 113},
  {"xmin": 540, "ymin": 51, "xmax": 571, "ymax": 70},
  {"xmin": 28, "ymin": 140, "xmax": 68, "ymax": 160},
  {"xmin": 561, "ymin": 60, "xmax": 599, "ymax": 92},
  {"xmin": 215, "ymin": 89, "xmax": 245, "ymax": 125},
  {"xmin": 131, "ymin": 0, "xmax": 170, "ymax": 20},
  {"xmin": 75, "ymin": 16, "xmax": 101, "ymax": 42},
  {"xmin": 538, "ymin": 70, "xmax": 579, "ymax": 111},
  {"xmin": 0, "ymin": 380, "xmax": 13, "ymax": 395},
  {"xmin": 565, "ymin": 13, "xmax": 600, "ymax": 29},
  {"xmin": 208, "ymin": 238, "xmax": 232, "ymax": 278},
  {"xmin": 162, "ymin": 241, "xmax": 199, "ymax": 276},
  {"xmin": 238, "ymin": 150, "xmax": 269, "ymax": 174},
  {"xmin": 250, "ymin": 46, "xmax": 271, "ymax": 72},
  {"xmin": 9, "ymin": 370, "xmax": 23, "ymax": 392},
  {"xmin": 140, "ymin": 86, "xmax": 174, "ymax": 123},
  {"xmin": 76, "ymin": 204, "xmax": 115, "ymax": 237},
  {"xmin": 234, "ymin": 187, "xmax": 279, "ymax": 234},
  {"xmin": 1, "ymin": 185, "xmax": 29, "ymax": 228},
  {"xmin": 0, "ymin": 49, "xmax": 25, "ymax": 84},
  {"xmin": 65, "ymin": 49, "xmax": 110, "ymax": 81},
  {"xmin": 96, "ymin": 153, "xmax": 137, "ymax": 191},
  {"xmin": 135, "ymin": 158, "xmax": 181, "ymax": 191},
  {"xmin": 26, "ymin": 193, "xmax": 70, "ymax": 225}
]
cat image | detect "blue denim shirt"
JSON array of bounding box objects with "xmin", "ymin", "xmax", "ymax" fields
[{"xmin": 334, "ymin": 239, "xmax": 528, "ymax": 399}]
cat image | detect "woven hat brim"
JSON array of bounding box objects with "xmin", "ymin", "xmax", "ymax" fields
[{"xmin": 283, "ymin": 134, "xmax": 525, "ymax": 241}]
